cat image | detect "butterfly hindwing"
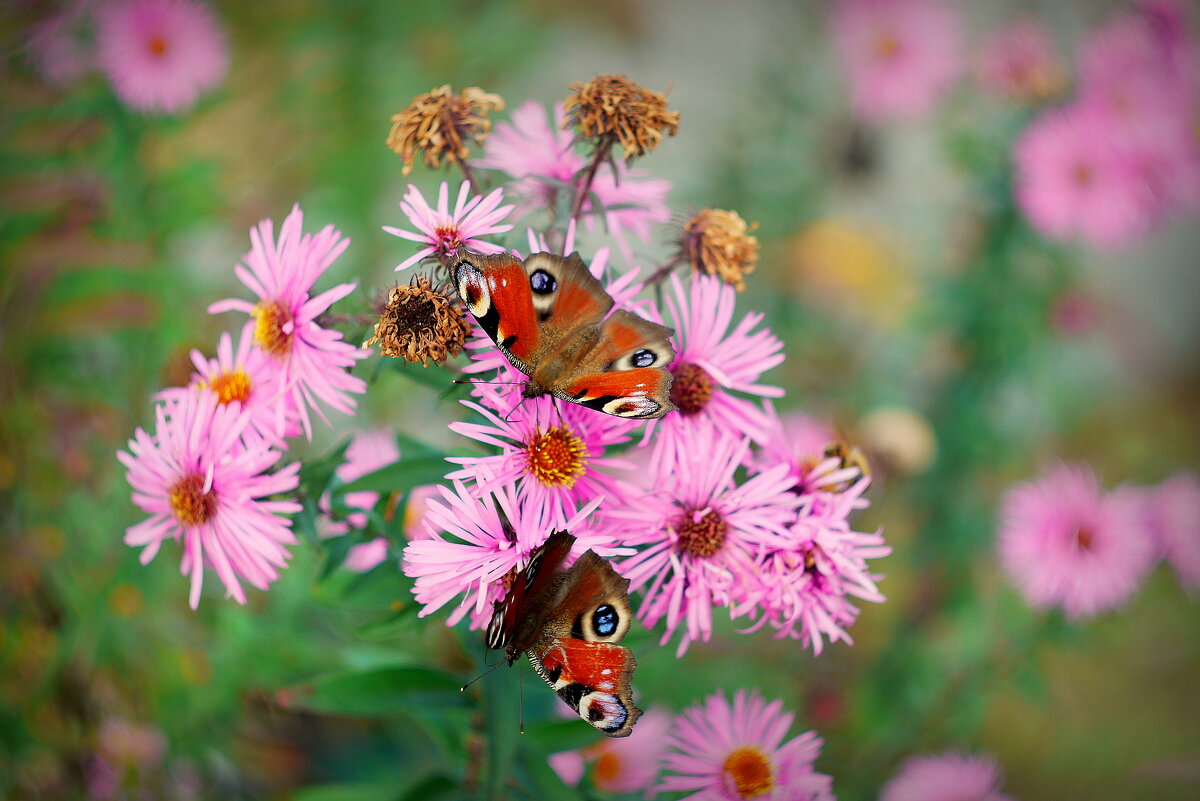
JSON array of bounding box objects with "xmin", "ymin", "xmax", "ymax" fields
[
  {"xmin": 530, "ymin": 639, "xmax": 642, "ymax": 737},
  {"xmin": 556, "ymin": 309, "xmax": 676, "ymax": 419}
]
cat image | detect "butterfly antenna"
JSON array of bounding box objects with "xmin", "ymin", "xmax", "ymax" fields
[
  {"xmin": 460, "ymin": 659, "xmax": 507, "ymax": 692},
  {"xmin": 503, "ymin": 393, "xmax": 530, "ymax": 425}
]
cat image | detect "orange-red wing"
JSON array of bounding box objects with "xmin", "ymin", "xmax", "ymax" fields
[
  {"xmin": 536, "ymin": 639, "xmax": 641, "ymax": 737},
  {"xmin": 482, "ymin": 259, "xmax": 540, "ymax": 364},
  {"xmin": 560, "ymin": 368, "xmax": 674, "ymax": 419}
]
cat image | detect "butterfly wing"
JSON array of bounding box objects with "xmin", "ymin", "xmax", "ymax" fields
[
  {"xmin": 553, "ymin": 309, "xmax": 677, "ymax": 419},
  {"xmin": 452, "ymin": 252, "xmax": 541, "ymax": 373},
  {"xmin": 486, "ymin": 530, "xmax": 576, "ymax": 658},
  {"xmin": 525, "ymin": 549, "xmax": 642, "ymax": 737},
  {"xmin": 530, "ymin": 639, "xmax": 642, "ymax": 737}
]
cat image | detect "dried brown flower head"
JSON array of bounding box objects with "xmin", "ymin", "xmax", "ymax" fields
[
  {"xmin": 563, "ymin": 74, "xmax": 680, "ymax": 162},
  {"xmin": 680, "ymin": 208, "xmax": 760, "ymax": 292},
  {"xmin": 385, "ymin": 85, "xmax": 504, "ymax": 175},
  {"xmin": 364, "ymin": 275, "xmax": 471, "ymax": 366}
]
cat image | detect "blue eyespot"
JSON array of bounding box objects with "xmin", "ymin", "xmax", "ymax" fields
[
  {"xmin": 593, "ymin": 604, "xmax": 618, "ymax": 636},
  {"xmin": 632, "ymin": 349, "xmax": 655, "ymax": 368},
  {"xmin": 530, "ymin": 269, "xmax": 557, "ymax": 295}
]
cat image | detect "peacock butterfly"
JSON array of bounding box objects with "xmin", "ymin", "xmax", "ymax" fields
[
  {"xmin": 487, "ymin": 530, "xmax": 642, "ymax": 737},
  {"xmin": 451, "ymin": 250, "xmax": 676, "ymax": 419}
]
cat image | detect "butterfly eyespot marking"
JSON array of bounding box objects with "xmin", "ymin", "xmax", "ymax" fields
[
  {"xmin": 593, "ymin": 604, "xmax": 618, "ymax": 637},
  {"xmin": 529, "ymin": 269, "xmax": 557, "ymax": 295},
  {"xmin": 602, "ymin": 397, "xmax": 661, "ymax": 418}
]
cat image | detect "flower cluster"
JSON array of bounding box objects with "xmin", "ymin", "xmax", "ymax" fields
[
  {"xmin": 879, "ymin": 752, "xmax": 1016, "ymax": 801},
  {"xmin": 30, "ymin": 0, "xmax": 229, "ymax": 114},
  {"xmin": 120, "ymin": 205, "xmax": 367, "ymax": 606},
  {"xmin": 1014, "ymin": 0, "xmax": 1200, "ymax": 247},
  {"xmin": 550, "ymin": 691, "xmax": 834, "ymax": 801},
  {"xmin": 998, "ymin": 462, "xmax": 1200, "ymax": 618}
]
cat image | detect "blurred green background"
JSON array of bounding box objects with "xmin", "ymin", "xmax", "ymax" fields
[{"xmin": 2, "ymin": 1, "xmax": 1198, "ymax": 799}]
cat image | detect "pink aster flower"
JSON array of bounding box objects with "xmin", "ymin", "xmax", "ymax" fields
[
  {"xmin": 739, "ymin": 476, "xmax": 890, "ymax": 654},
  {"xmin": 446, "ymin": 397, "xmax": 636, "ymax": 528},
  {"xmin": 403, "ymin": 481, "xmax": 623, "ymax": 630},
  {"xmin": 551, "ymin": 706, "xmax": 672, "ymax": 794},
  {"xmin": 646, "ymin": 273, "xmax": 784, "ymax": 474},
  {"xmin": 832, "ymin": 0, "xmax": 963, "ymax": 122},
  {"xmin": 208, "ymin": 204, "xmax": 367, "ymax": 439},
  {"xmin": 977, "ymin": 19, "xmax": 1068, "ymax": 104},
  {"xmin": 319, "ymin": 429, "xmax": 400, "ymax": 572},
  {"xmin": 1014, "ymin": 104, "xmax": 1157, "ymax": 249},
  {"xmin": 474, "ymin": 101, "xmax": 671, "ymax": 259},
  {"xmin": 659, "ymin": 690, "xmax": 834, "ymax": 801},
  {"xmin": 1144, "ymin": 472, "xmax": 1200, "ymax": 592},
  {"xmin": 95, "ymin": 0, "xmax": 228, "ymax": 115},
  {"xmin": 602, "ymin": 423, "xmax": 800, "ymax": 656},
  {"xmin": 880, "ymin": 752, "xmax": 1016, "ymax": 801},
  {"xmin": 118, "ymin": 391, "xmax": 301, "ymax": 609},
  {"xmin": 158, "ymin": 329, "xmax": 298, "ymax": 446},
  {"xmin": 998, "ymin": 462, "xmax": 1157, "ymax": 619},
  {"xmin": 384, "ymin": 181, "xmax": 513, "ymax": 271}
]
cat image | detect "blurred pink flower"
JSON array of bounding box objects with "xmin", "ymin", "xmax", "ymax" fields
[
  {"xmin": 118, "ymin": 392, "xmax": 300, "ymax": 609},
  {"xmin": 402, "ymin": 481, "xmax": 622, "ymax": 630},
  {"xmin": 342, "ymin": 538, "xmax": 389, "ymax": 572},
  {"xmin": 747, "ymin": 410, "xmax": 844, "ymax": 496},
  {"xmin": 209, "ymin": 205, "xmax": 367, "ymax": 439},
  {"xmin": 604, "ymin": 424, "xmax": 800, "ymax": 656},
  {"xmin": 447, "ymin": 397, "xmax": 636, "ymax": 528},
  {"xmin": 646, "ymin": 273, "xmax": 784, "ymax": 474},
  {"xmin": 739, "ymin": 476, "xmax": 890, "ymax": 654},
  {"xmin": 320, "ymin": 430, "xmax": 400, "ymax": 572},
  {"xmin": 1014, "ymin": 104, "xmax": 1156, "ymax": 249},
  {"xmin": 551, "ymin": 706, "xmax": 672, "ymax": 793},
  {"xmin": 158, "ymin": 329, "xmax": 297, "ymax": 446},
  {"xmin": 998, "ymin": 463, "xmax": 1156, "ymax": 619},
  {"xmin": 658, "ymin": 690, "xmax": 833, "ymax": 801},
  {"xmin": 475, "ymin": 101, "xmax": 671, "ymax": 259},
  {"xmin": 832, "ymin": 0, "xmax": 963, "ymax": 122},
  {"xmin": 880, "ymin": 752, "xmax": 1015, "ymax": 801},
  {"xmin": 95, "ymin": 0, "xmax": 228, "ymax": 114},
  {"xmin": 1145, "ymin": 472, "xmax": 1200, "ymax": 592},
  {"xmin": 28, "ymin": 3, "xmax": 92, "ymax": 87},
  {"xmin": 384, "ymin": 181, "xmax": 513, "ymax": 271},
  {"xmin": 1076, "ymin": 2, "xmax": 1200, "ymax": 216},
  {"xmin": 977, "ymin": 19, "xmax": 1067, "ymax": 103}
]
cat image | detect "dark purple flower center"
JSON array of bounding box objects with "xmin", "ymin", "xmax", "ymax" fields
[{"xmin": 669, "ymin": 362, "xmax": 714, "ymax": 416}]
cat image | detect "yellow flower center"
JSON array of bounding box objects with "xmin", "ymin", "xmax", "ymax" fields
[
  {"xmin": 252, "ymin": 300, "xmax": 293, "ymax": 357},
  {"xmin": 675, "ymin": 508, "xmax": 727, "ymax": 558},
  {"xmin": 524, "ymin": 426, "xmax": 588, "ymax": 488},
  {"xmin": 209, "ymin": 370, "xmax": 252, "ymax": 405},
  {"xmin": 723, "ymin": 746, "xmax": 775, "ymax": 799},
  {"xmin": 168, "ymin": 473, "xmax": 217, "ymax": 527}
]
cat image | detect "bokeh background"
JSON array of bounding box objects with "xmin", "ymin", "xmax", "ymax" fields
[{"xmin": 2, "ymin": 1, "xmax": 1198, "ymax": 799}]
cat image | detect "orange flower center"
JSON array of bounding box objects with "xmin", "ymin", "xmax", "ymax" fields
[
  {"xmin": 252, "ymin": 300, "xmax": 293, "ymax": 357},
  {"xmin": 676, "ymin": 508, "xmax": 727, "ymax": 558},
  {"xmin": 209, "ymin": 370, "xmax": 252, "ymax": 405},
  {"xmin": 875, "ymin": 31, "xmax": 900, "ymax": 60},
  {"xmin": 723, "ymin": 746, "xmax": 775, "ymax": 799},
  {"xmin": 524, "ymin": 426, "xmax": 588, "ymax": 488},
  {"xmin": 1072, "ymin": 163, "xmax": 1093, "ymax": 187},
  {"xmin": 670, "ymin": 362, "xmax": 714, "ymax": 416},
  {"xmin": 147, "ymin": 35, "xmax": 168, "ymax": 58},
  {"xmin": 168, "ymin": 473, "xmax": 217, "ymax": 527},
  {"xmin": 592, "ymin": 750, "xmax": 622, "ymax": 789},
  {"xmin": 1074, "ymin": 526, "xmax": 1095, "ymax": 551}
]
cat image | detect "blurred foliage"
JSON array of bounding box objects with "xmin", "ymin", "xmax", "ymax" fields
[{"xmin": 2, "ymin": 1, "xmax": 1198, "ymax": 800}]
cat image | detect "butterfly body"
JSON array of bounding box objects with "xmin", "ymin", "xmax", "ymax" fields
[
  {"xmin": 453, "ymin": 251, "xmax": 676, "ymax": 419},
  {"xmin": 487, "ymin": 530, "xmax": 642, "ymax": 737}
]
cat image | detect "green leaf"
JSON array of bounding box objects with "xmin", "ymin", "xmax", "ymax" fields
[
  {"xmin": 279, "ymin": 666, "xmax": 465, "ymax": 717},
  {"xmin": 300, "ymin": 437, "xmax": 352, "ymax": 496},
  {"xmin": 340, "ymin": 456, "xmax": 449, "ymax": 495},
  {"xmin": 397, "ymin": 774, "xmax": 459, "ymax": 801},
  {"xmin": 520, "ymin": 719, "xmax": 604, "ymax": 755},
  {"xmin": 292, "ymin": 784, "xmax": 404, "ymax": 801}
]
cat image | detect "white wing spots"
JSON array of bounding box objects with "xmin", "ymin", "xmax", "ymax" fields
[
  {"xmin": 602, "ymin": 397, "xmax": 661, "ymax": 418},
  {"xmin": 601, "ymin": 669, "xmax": 612, "ymax": 675},
  {"xmin": 454, "ymin": 262, "xmax": 492, "ymax": 319},
  {"xmin": 578, "ymin": 691, "xmax": 627, "ymax": 731}
]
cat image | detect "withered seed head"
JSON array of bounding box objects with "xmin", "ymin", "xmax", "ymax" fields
[
  {"xmin": 563, "ymin": 74, "xmax": 680, "ymax": 162},
  {"xmin": 363, "ymin": 275, "xmax": 471, "ymax": 366},
  {"xmin": 680, "ymin": 208, "xmax": 760, "ymax": 292},
  {"xmin": 385, "ymin": 85, "xmax": 505, "ymax": 175}
]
